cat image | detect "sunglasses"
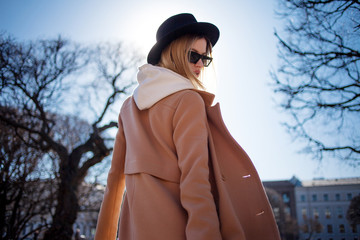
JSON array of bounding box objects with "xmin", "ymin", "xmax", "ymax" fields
[{"xmin": 188, "ymin": 51, "xmax": 213, "ymax": 67}]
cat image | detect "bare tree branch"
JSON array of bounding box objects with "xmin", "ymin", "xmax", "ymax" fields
[
  {"xmin": 272, "ymin": 0, "xmax": 360, "ymax": 164},
  {"xmin": 0, "ymin": 35, "xmax": 141, "ymax": 239}
]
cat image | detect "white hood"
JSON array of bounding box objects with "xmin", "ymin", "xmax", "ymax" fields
[{"xmin": 133, "ymin": 64, "xmax": 195, "ymax": 110}]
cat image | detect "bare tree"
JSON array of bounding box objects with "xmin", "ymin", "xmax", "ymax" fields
[
  {"xmin": 271, "ymin": 0, "xmax": 360, "ymax": 164},
  {"xmin": 347, "ymin": 195, "xmax": 360, "ymax": 227},
  {"xmin": 0, "ymin": 119, "xmax": 54, "ymax": 240},
  {"xmin": 0, "ymin": 34, "xmax": 141, "ymax": 239}
]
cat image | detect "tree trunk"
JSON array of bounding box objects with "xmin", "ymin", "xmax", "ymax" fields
[
  {"xmin": 0, "ymin": 184, "xmax": 7, "ymax": 239},
  {"xmin": 43, "ymin": 162, "xmax": 79, "ymax": 240}
]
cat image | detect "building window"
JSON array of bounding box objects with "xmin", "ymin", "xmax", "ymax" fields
[
  {"xmin": 91, "ymin": 227, "xmax": 96, "ymax": 236},
  {"xmin": 337, "ymin": 206, "xmax": 343, "ymax": 218},
  {"xmin": 323, "ymin": 193, "xmax": 329, "ymax": 201},
  {"xmin": 283, "ymin": 193, "xmax": 290, "ymax": 203},
  {"xmin": 336, "ymin": 193, "xmax": 341, "ymax": 201},
  {"xmin": 302, "ymin": 208, "xmax": 307, "ymax": 218},
  {"xmin": 284, "ymin": 207, "xmax": 291, "ymax": 220},
  {"xmin": 351, "ymin": 224, "xmax": 357, "ymax": 233},
  {"xmin": 339, "ymin": 224, "xmax": 345, "ymax": 233},
  {"xmin": 300, "ymin": 195, "xmax": 306, "ymax": 202},
  {"xmin": 273, "ymin": 207, "xmax": 280, "ymax": 219},
  {"xmin": 312, "ymin": 194, "xmax": 317, "ymax": 202},
  {"xmin": 327, "ymin": 224, "xmax": 333, "ymax": 233},
  {"xmin": 313, "ymin": 207, "xmax": 319, "ymax": 219},
  {"xmin": 303, "ymin": 224, "xmax": 309, "ymax": 233},
  {"xmin": 325, "ymin": 207, "xmax": 331, "ymax": 219},
  {"xmin": 347, "ymin": 193, "xmax": 353, "ymax": 201}
]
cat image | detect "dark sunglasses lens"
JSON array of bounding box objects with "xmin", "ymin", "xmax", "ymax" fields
[
  {"xmin": 189, "ymin": 51, "xmax": 201, "ymax": 64},
  {"xmin": 188, "ymin": 51, "xmax": 212, "ymax": 67},
  {"xmin": 202, "ymin": 57, "xmax": 211, "ymax": 67}
]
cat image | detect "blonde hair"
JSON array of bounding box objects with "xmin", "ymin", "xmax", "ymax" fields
[{"xmin": 157, "ymin": 34, "xmax": 212, "ymax": 89}]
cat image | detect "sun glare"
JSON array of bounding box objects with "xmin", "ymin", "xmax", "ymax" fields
[{"xmin": 117, "ymin": 7, "xmax": 172, "ymax": 61}]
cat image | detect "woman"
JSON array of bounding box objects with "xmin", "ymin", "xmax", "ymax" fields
[{"xmin": 95, "ymin": 13, "xmax": 280, "ymax": 240}]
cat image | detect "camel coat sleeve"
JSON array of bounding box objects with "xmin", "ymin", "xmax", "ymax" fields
[
  {"xmin": 94, "ymin": 116, "xmax": 126, "ymax": 240},
  {"xmin": 173, "ymin": 91, "xmax": 222, "ymax": 240}
]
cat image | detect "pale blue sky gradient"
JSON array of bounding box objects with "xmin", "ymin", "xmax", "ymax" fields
[{"xmin": 1, "ymin": 0, "xmax": 358, "ymax": 181}]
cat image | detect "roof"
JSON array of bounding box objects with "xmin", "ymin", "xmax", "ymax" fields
[{"xmin": 301, "ymin": 177, "xmax": 360, "ymax": 187}]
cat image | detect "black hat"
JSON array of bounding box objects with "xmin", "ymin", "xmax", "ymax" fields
[{"xmin": 147, "ymin": 13, "xmax": 220, "ymax": 65}]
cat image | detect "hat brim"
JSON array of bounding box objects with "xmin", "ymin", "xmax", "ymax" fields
[{"xmin": 147, "ymin": 22, "xmax": 219, "ymax": 65}]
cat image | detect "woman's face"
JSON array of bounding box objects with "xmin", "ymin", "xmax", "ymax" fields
[{"xmin": 188, "ymin": 38, "xmax": 208, "ymax": 78}]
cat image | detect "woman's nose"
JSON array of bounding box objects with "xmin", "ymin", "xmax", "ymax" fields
[{"xmin": 195, "ymin": 58, "xmax": 204, "ymax": 67}]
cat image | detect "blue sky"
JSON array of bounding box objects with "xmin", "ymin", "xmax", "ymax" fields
[{"xmin": 1, "ymin": 0, "xmax": 358, "ymax": 181}]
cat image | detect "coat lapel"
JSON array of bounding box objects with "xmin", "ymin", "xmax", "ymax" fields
[{"xmin": 204, "ymin": 100, "xmax": 281, "ymax": 240}]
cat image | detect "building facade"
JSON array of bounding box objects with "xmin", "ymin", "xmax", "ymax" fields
[
  {"xmin": 295, "ymin": 178, "xmax": 360, "ymax": 240},
  {"xmin": 264, "ymin": 177, "xmax": 360, "ymax": 240}
]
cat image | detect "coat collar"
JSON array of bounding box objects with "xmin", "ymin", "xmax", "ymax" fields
[{"xmin": 193, "ymin": 89, "xmax": 215, "ymax": 107}]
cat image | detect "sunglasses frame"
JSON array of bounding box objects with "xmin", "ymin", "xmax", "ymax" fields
[{"xmin": 188, "ymin": 51, "xmax": 213, "ymax": 67}]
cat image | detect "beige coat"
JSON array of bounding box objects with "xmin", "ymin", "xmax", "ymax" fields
[{"xmin": 95, "ymin": 64, "xmax": 280, "ymax": 240}]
